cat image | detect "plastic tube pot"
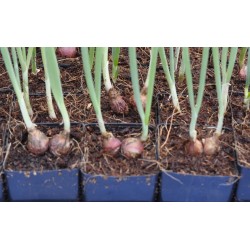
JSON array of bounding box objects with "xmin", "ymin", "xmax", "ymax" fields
[
  {"xmin": 4, "ymin": 123, "xmax": 80, "ymax": 201},
  {"xmin": 157, "ymin": 124, "xmax": 238, "ymax": 202},
  {"xmin": 81, "ymin": 123, "xmax": 159, "ymax": 202}
]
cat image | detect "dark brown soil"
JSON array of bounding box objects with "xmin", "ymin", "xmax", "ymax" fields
[
  {"xmin": 11, "ymin": 93, "xmax": 88, "ymax": 123},
  {"xmin": 231, "ymin": 93, "xmax": 250, "ymax": 168},
  {"xmin": 0, "ymin": 91, "xmax": 13, "ymax": 120},
  {"xmin": 157, "ymin": 86, "xmax": 232, "ymax": 129},
  {"xmin": 158, "ymin": 124, "xmax": 237, "ymax": 176},
  {"xmin": 80, "ymin": 124, "xmax": 159, "ymax": 176}
]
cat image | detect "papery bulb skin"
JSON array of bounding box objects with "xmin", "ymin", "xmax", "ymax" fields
[
  {"xmin": 202, "ymin": 135, "xmax": 220, "ymax": 156},
  {"xmin": 130, "ymin": 86, "xmax": 147, "ymax": 110},
  {"xmin": 239, "ymin": 65, "xmax": 247, "ymax": 80},
  {"xmin": 103, "ymin": 135, "xmax": 122, "ymax": 156},
  {"xmin": 121, "ymin": 137, "xmax": 144, "ymax": 158},
  {"xmin": 49, "ymin": 132, "xmax": 71, "ymax": 156},
  {"xmin": 108, "ymin": 88, "xmax": 129, "ymax": 115},
  {"xmin": 27, "ymin": 129, "xmax": 49, "ymax": 155},
  {"xmin": 57, "ymin": 47, "xmax": 77, "ymax": 58},
  {"xmin": 184, "ymin": 139, "xmax": 203, "ymax": 156}
]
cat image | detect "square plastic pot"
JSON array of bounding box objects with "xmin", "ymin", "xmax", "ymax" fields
[
  {"xmin": 82, "ymin": 172, "xmax": 159, "ymax": 202},
  {"xmin": 81, "ymin": 123, "xmax": 159, "ymax": 202},
  {"xmin": 5, "ymin": 168, "xmax": 79, "ymax": 201},
  {"xmin": 156, "ymin": 124, "xmax": 238, "ymax": 202},
  {"xmin": 235, "ymin": 160, "xmax": 250, "ymax": 201},
  {"xmin": 3, "ymin": 122, "xmax": 82, "ymax": 202},
  {"xmin": 160, "ymin": 171, "xmax": 237, "ymax": 202}
]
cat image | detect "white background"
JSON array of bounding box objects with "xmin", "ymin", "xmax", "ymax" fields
[{"xmin": 1, "ymin": 1, "xmax": 250, "ymax": 249}]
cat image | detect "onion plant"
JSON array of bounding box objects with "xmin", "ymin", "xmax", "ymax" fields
[
  {"xmin": 42, "ymin": 47, "xmax": 72, "ymax": 156},
  {"xmin": 16, "ymin": 47, "xmax": 34, "ymax": 117},
  {"xmin": 41, "ymin": 48, "xmax": 57, "ymax": 119},
  {"xmin": 102, "ymin": 47, "xmax": 128, "ymax": 115},
  {"xmin": 81, "ymin": 47, "xmax": 122, "ymax": 155},
  {"xmin": 130, "ymin": 48, "xmax": 160, "ymax": 111},
  {"xmin": 203, "ymin": 47, "xmax": 237, "ymax": 155},
  {"xmin": 0, "ymin": 47, "xmax": 49, "ymax": 155},
  {"xmin": 122, "ymin": 47, "xmax": 158, "ymax": 158},
  {"xmin": 159, "ymin": 47, "xmax": 180, "ymax": 112},
  {"xmin": 183, "ymin": 47, "xmax": 210, "ymax": 156}
]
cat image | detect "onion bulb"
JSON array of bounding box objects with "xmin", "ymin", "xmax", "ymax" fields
[
  {"xmin": 121, "ymin": 137, "xmax": 144, "ymax": 158},
  {"xmin": 49, "ymin": 132, "xmax": 71, "ymax": 156},
  {"xmin": 239, "ymin": 65, "xmax": 247, "ymax": 80},
  {"xmin": 184, "ymin": 139, "xmax": 203, "ymax": 156},
  {"xmin": 103, "ymin": 134, "xmax": 122, "ymax": 155},
  {"xmin": 202, "ymin": 135, "xmax": 220, "ymax": 156},
  {"xmin": 130, "ymin": 86, "xmax": 147, "ymax": 110},
  {"xmin": 57, "ymin": 47, "xmax": 77, "ymax": 58},
  {"xmin": 27, "ymin": 128, "xmax": 49, "ymax": 155},
  {"xmin": 108, "ymin": 88, "xmax": 129, "ymax": 114}
]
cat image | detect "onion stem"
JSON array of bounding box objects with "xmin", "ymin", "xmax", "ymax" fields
[
  {"xmin": 41, "ymin": 48, "xmax": 57, "ymax": 119},
  {"xmin": 129, "ymin": 47, "xmax": 158, "ymax": 141},
  {"xmin": 213, "ymin": 47, "xmax": 238, "ymax": 136},
  {"xmin": 183, "ymin": 47, "xmax": 209, "ymax": 141},
  {"xmin": 81, "ymin": 47, "xmax": 107, "ymax": 135},
  {"xmin": 112, "ymin": 47, "xmax": 120, "ymax": 83},
  {"xmin": 31, "ymin": 47, "xmax": 38, "ymax": 75},
  {"xmin": 159, "ymin": 47, "xmax": 180, "ymax": 111},
  {"xmin": 89, "ymin": 47, "xmax": 95, "ymax": 70},
  {"xmin": 16, "ymin": 47, "xmax": 34, "ymax": 117},
  {"xmin": 102, "ymin": 47, "xmax": 113, "ymax": 92},
  {"xmin": 244, "ymin": 48, "xmax": 250, "ymax": 109},
  {"xmin": 239, "ymin": 47, "xmax": 247, "ymax": 69},
  {"xmin": 0, "ymin": 47, "xmax": 36, "ymax": 131},
  {"xmin": 94, "ymin": 47, "xmax": 103, "ymax": 105},
  {"xmin": 42, "ymin": 47, "xmax": 70, "ymax": 133}
]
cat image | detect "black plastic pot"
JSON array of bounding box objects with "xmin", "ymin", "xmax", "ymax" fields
[
  {"xmin": 0, "ymin": 173, "xmax": 3, "ymax": 201},
  {"xmin": 4, "ymin": 123, "xmax": 81, "ymax": 201},
  {"xmin": 81, "ymin": 123, "xmax": 160, "ymax": 202},
  {"xmin": 157, "ymin": 124, "xmax": 238, "ymax": 202}
]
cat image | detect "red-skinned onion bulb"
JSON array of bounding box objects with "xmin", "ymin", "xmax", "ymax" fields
[
  {"xmin": 130, "ymin": 86, "xmax": 147, "ymax": 110},
  {"xmin": 57, "ymin": 47, "xmax": 77, "ymax": 58},
  {"xmin": 121, "ymin": 137, "xmax": 144, "ymax": 158},
  {"xmin": 27, "ymin": 128, "xmax": 49, "ymax": 155},
  {"xmin": 49, "ymin": 132, "xmax": 71, "ymax": 156},
  {"xmin": 184, "ymin": 139, "xmax": 203, "ymax": 156},
  {"xmin": 202, "ymin": 135, "xmax": 220, "ymax": 156},
  {"xmin": 108, "ymin": 88, "xmax": 129, "ymax": 115},
  {"xmin": 103, "ymin": 134, "xmax": 122, "ymax": 156},
  {"xmin": 239, "ymin": 65, "xmax": 247, "ymax": 80}
]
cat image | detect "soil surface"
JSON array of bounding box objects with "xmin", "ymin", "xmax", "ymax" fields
[{"xmin": 158, "ymin": 124, "xmax": 237, "ymax": 176}]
